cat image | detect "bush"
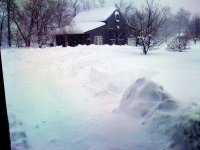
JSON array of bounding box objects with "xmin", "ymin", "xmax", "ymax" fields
[
  {"xmin": 168, "ymin": 105, "xmax": 200, "ymax": 150},
  {"xmin": 167, "ymin": 36, "xmax": 190, "ymax": 52},
  {"xmin": 169, "ymin": 119, "xmax": 200, "ymax": 150}
]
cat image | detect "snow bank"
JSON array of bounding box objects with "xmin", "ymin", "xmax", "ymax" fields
[
  {"xmin": 1, "ymin": 44, "xmax": 200, "ymax": 150},
  {"xmin": 118, "ymin": 78, "xmax": 179, "ymax": 118},
  {"xmin": 118, "ymin": 77, "xmax": 200, "ymax": 150}
]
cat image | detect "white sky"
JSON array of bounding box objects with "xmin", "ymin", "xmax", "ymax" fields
[{"xmin": 105, "ymin": 0, "xmax": 200, "ymax": 15}]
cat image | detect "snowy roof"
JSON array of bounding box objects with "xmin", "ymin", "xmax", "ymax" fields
[
  {"xmin": 53, "ymin": 22, "xmax": 105, "ymax": 35},
  {"xmin": 52, "ymin": 7, "xmax": 116, "ymax": 35},
  {"xmin": 73, "ymin": 6, "xmax": 117, "ymax": 22}
]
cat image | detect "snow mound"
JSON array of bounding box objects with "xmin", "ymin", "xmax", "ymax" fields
[
  {"xmin": 117, "ymin": 78, "xmax": 200, "ymax": 149},
  {"xmin": 118, "ymin": 78, "xmax": 178, "ymax": 117}
]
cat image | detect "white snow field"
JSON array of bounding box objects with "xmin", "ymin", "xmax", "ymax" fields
[{"xmin": 1, "ymin": 44, "xmax": 200, "ymax": 150}]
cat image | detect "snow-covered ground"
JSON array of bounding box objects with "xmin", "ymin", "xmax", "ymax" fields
[{"xmin": 1, "ymin": 44, "xmax": 200, "ymax": 150}]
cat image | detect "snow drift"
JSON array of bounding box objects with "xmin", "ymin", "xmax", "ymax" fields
[
  {"xmin": 118, "ymin": 78, "xmax": 179, "ymax": 118},
  {"xmin": 2, "ymin": 44, "xmax": 200, "ymax": 150},
  {"xmin": 117, "ymin": 78, "xmax": 200, "ymax": 150}
]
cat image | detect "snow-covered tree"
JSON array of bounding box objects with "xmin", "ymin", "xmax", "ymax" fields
[
  {"xmin": 126, "ymin": 0, "xmax": 169, "ymax": 54},
  {"xmin": 166, "ymin": 8, "xmax": 192, "ymax": 51},
  {"xmin": 167, "ymin": 35, "xmax": 190, "ymax": 52}
]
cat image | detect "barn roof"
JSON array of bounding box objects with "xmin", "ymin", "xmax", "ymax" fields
[
  {"xmin": 53, "ymin": 7, "xmax": 117, "ymax": 35},
  {"xmin": 73, "ymin": 6, "xmax": 117, "ymax": 22},
  {"xmin": 53, "ymin": 22, "xmax": 106, "ymax": 35}
]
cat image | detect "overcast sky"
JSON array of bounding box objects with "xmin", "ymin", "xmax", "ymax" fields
[{"xmin": 105, "ymin": 0, "xmax": 200, "ymax": 15}]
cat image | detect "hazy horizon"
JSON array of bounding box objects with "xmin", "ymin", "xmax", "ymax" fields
[{"xmin": 105, "ymin": 0, "xmax": 200, "ymax": 15}]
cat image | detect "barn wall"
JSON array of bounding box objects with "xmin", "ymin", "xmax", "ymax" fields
[
  {"xmin": 105, "ymin": 10, "xmax": 129, "ymax": 45},
  {"xmin": 56, "ymin": 35, "xmax": 67, "ymax": 47},
  {"xmin": 85, "ymin": 9, "xmax": 129, "ymax": 45},
  {"xmin": 86, "ymin": 26, "xmax": 109, "ymax": 44},
  {"xmin": 67, "ymin": 34, "xmax": 90, "ymax": 46}
]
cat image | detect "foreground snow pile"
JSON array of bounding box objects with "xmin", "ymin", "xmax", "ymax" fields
[
  {"xmin": 1, "ymin": 44, "xmax": 200, "ymax": 150},
  {"xmin": 118, "ymin": 78, "xmax": 178, "ymax": 117},
  {"xmin": 118, "ymin": 77, "xmax": 200, "ymax": 149}
]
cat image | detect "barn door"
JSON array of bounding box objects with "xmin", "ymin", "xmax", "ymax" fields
[{"xmin": 56, "ymin": 35, "xmax": 66, "ymax": 47}]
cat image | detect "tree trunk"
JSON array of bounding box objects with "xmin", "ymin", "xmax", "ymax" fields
[
  {"xmin": 16, "ymin": 31, "xmax": 19, "ymax": 48},
  {"xmin": 141, "ymin": 38, "xmax": 148, "ymax": 55},
  {"xmin": 38, "ymin": 35, "xmax": 43, "ymax": 48},
  {"xmin": 143, "ymin": 44, "xmax": 147, "ymax": 55},
  {"xmin": 25, "ymin": 39, "xmax": 31, "ymax": 47},
  {"xmin": 0, "ymin": 12, "xmax": 5, "ymax": 47},
  {"xmin": 7, "ymin": 0, "xmax": 11, "ymax": 47},
  {"xmin": 147, "ymin": 35, "xmax": 151, "ymax": 50}
]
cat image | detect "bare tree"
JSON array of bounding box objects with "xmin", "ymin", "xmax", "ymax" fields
[
  {"xmin": 158, "ymin": 6, "xmax": 173, "ymax": 42},
  {"xmin": 115, "ymin": 0, "xmax": 133, "ymax": 17},
  {"xmin": 126, "ymin": 0, "xmax": 168, "ymax": 54},
  {"xmin": 52, "ymin": 0, "xmax": 72, "ymax": 28},
  {"xmin": 6, "ymin": 0, "xmax": 11, "ymax": 47},
  {"xmin": 0, "ymin": 13, "xmax": 5, "ymax": 47},
  {"xmin": 175, "ymin": 8, "xmax": 190, "ymax": 37},
  {"xmin": 68, "ymin": 0, "xmax": 103, "ymax": 18},
  {"xmin": 11, "ymin": 0, "xmax": 40, "ymax": 47},
  {"xmin": 0, "ymin": 0, "xmax": 13, "ymax": 47},
  {"xmin": 35, "ymin": 0, "xmax": 60, "ymax": 47},
  {"xmin": 98, "ymin": 0, "xmax": 105, "ymax": 7},
  {"xmin": 0, "ymin": 1, "xmax": 6, "ymax": 47},
  {"xmin": 189, "ymin": 15, "xmax": 200, "ymax": 43},
  {"xmin": 80, "ymin": 0, "xmax": 99, "ymax": 11},
  {"xmin": 11, "ymin": 0, "xmax": 61, "ymax": 47},
  {"xmin": 69, "ymin": 0, "xmax": 80, "ymax": 17}
]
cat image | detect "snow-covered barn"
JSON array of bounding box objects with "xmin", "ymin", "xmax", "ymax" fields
[{"xmin": 52, "ymin": 7, "xmax": 130, "ymax": 47}]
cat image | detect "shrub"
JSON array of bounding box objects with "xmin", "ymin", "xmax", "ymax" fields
[
  {"xmin": 169, "ymin": 105, "xmax": 200, "ymax": 150},
  {"xmin": 167, "ymin": 36, "xmax": 190, "ymax": 52}
]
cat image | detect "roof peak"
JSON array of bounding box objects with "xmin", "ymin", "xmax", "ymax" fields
[{"xmin": 73, "ymin": 6, "xmax": 117, "ymax": 23}]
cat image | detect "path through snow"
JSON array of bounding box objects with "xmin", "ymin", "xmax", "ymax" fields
[{"xmin": 1, "ymin": 44, "xmax": 200, "ymax": 149}]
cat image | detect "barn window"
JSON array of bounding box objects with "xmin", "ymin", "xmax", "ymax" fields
[
  {"xmin": 94, "ymin": 36, "xmax": 103, "ymax": 45},
  {"xmin": 110, "ymin": 39, "xmax": 116, "ymax": 45},
  {"xmin": 115, "ymin": 11, "xmax": 120, "ymax": 22}
]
